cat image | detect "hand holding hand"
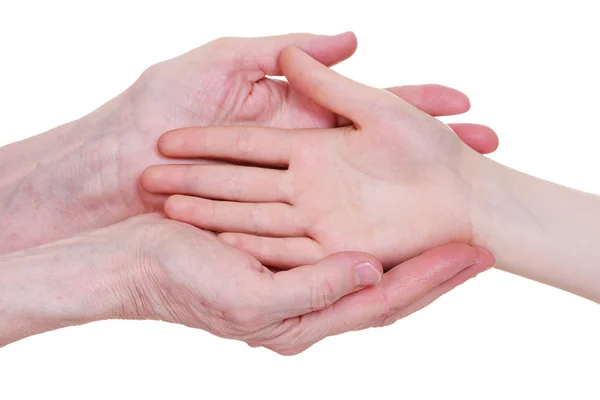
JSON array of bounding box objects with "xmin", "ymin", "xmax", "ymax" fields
[
  {"xmin": 0, "ymin": 32, "xmax": 498, "ymax": 254},
  {"xmin": 123, "ymin": 216, "xmax": 493, "ymax": 354},
  {"xmin": 0, "ymin": 214, "xmax": 494, "ymax": 353},
  {"xmin": 142, "ymin": 47, "xmax": 491, "ymax": 269},
  {"xmin": 127, "ymin": 32, "xmax": 497, "ymax": 213}
]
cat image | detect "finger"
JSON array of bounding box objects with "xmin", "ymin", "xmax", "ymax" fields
[
  {"xmin": 280, "ymin": 46, "xmax": 401, "ymax": 127},
  {"xmin": 336, "ymin": 116, "xmax": 499, "ymax": 155},
  {"xmin": 267, "ymin": 250, "xmax": 493, "ymax": 356},
  {"xmin": 219, "ymin": 233, "xmax": 324, "ymax": 269},
  {"xmin": 335, "ymin": 83, "xmax": 470, "ymax": 126},
  {"xmin": 142, "ymin": 164, "xmax": 290, "ymax": 203},
  {"xmin": 227, "ymin": 32, "xmax": 357, "ymax": 77},
  {"xmin": 266, "ymin": 252, "xmax": 383, "ymax": 322},
  {"xmin": 386, "ymin": 84, "xmax": 471, "ymax": 116},
  {"xmin": 334, "ymin": 85, "xmax": 499, "ymax": 154},
  {"xmin": 164, "ymin": 195, "xmax": 305, "ymax": 237},
  {"xmin": 384, "ymin": 256, "xmax": 493, "ymax": 325},
  {"xmin": 325, "ymin": 245, "xmax": 494, "ymax": 333},
  {"xmin": 449, "ymin": 123, "xmax": 499, "ymax": 154},
  {"xmin": 158, "ymin": 126, "xmax": 299, "ymax": 166},
  {"xmin": 271, "ymin": 244, "xmax": 492, "ymax": 352}
]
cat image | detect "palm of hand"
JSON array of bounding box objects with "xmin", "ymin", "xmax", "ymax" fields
[
  {"xmin": 130, "ymin": 44, "xmax": 335, "ymax": 132},
  {"xmin": 144, "ymin": 116, "xmax": 475, "ymax": 269},
  {"xmin": 286, "ymin": 121, "xmax": 473, "ymax": 267}
]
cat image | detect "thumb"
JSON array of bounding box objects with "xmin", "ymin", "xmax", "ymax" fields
[
  {"xmin": 266, "ymin": 252, "xmax": 383, "ymax": 322},
  {"xmin": 280, "ymin": 46, "xmax": 399, "ymax": 127},
  {"xmin": 217, "ymin": 32, "xmax": 358, "ymax": 77}
]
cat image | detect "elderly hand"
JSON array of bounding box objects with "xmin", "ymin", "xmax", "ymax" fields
[{"xmin": 0, "ymin": 214, "xmax": 493, "ymax": 354}]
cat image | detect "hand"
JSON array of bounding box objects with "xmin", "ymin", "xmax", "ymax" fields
[
  {"xmin": 141, "ymin": 47, "xmax": 492, "ymax": 269},
  {"xmin": 114, "ymin": 32, "xmax": 497, "ymax": 213},
  {"xmin": 0, "ymin": 32, "xmax": 498, "ymax": 253},
  {"xmin": 0, "ymin": 214, "xmax": 494, "ymax": 353}
]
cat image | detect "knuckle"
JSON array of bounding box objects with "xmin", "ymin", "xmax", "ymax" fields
[
  {"xmin": 138, "ymin": 63, "xmax": 161, "ymax": 84},
  {"xmin": 211, "ymin": 36, "xmax": 239, "ymax": 48},
  {"xmin": 371, "ymin": 285, "xmax": 400, "ymax": 327},
  {"xmin": 228, "ymin": 168, "xmax": 244, "ymax": 200},
  {"xmin": 259, "ymin": 318, "xmax": 310, "ymax": 356},
  {"xmin": 375, "ymin": 307, "xmax": 404, "ymax": 328},
  {"xmin": 278, "ymin": 172, "xmax": 293, "ymax": 202},
  {"xmin": 163, "ymin": 195, "xmax": 183, "ymax": 219},
  {"xmin": 181, "ymin": 165, "xmax": 196, "ymax": 192},
  {"xmin": 311, "ymin": 279, "xmax": 337, "ymax": 311},
  {"xmin": 249, "ymin": 204, "xmax": 263, "ymax": 233},
  {"xmin": 234, "ymin": 128, "xmax": 254, "ymax": 158}
]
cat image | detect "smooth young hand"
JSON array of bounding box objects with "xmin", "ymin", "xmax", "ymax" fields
[{"xmin": 142, "ymin": 47, "xmax": 490, "ymax": 269}]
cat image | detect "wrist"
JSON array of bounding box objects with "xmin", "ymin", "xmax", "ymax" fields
[
  {"xmin": 0, "ymin": 224, "xmax": 149, "ymax": 347},
  {"xmin": 467, "ymin": 153, "xmax": 509, "ymax": 251},
  {"xmin": 0, "ymin": 93, "xmax": 147, "ymax": 252},
  {"xmin": 468, "ymin": 154, "xmax": 536, "ymax": 266}
]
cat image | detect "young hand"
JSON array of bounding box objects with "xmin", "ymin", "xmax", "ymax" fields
[{"xmin": 142, "ymin": 47, "xmax": 491, "ymax": 269}]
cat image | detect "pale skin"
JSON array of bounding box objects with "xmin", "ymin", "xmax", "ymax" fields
[
  {"xmin": 0, "ymin": 32, "xmax": 496, "ymax": 254},
  {"xmin": 143, "ymin": 46, "xmax": 600, "ymax": 303},
  {"xmin": 0, "ymin": 33, "xmax": 498, "ymax": 353},
  {"xmin": 0, "ymin": 213, "xmax": 493, "ymax": 353}
]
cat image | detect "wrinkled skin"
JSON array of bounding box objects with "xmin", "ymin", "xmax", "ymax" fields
[{"xmin": 119, "ymin": 214, "xmax": 493, "ymax": 355}]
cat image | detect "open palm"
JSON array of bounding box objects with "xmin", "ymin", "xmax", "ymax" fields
[
  {"xmin": 126, "ymin": 32, "xmax": 497, "ymax": 215},
  {"xmin": 142, "ymin": 47, "xmax": 486, "ymax": 269}
]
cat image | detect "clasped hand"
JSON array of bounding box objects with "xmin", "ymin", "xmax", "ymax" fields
[{"xmin": 0, "ymin": 33, "xmax": 498, "ymax": 353}]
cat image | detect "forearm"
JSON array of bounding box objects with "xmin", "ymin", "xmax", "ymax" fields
[
  {"xmin": 0, "ymin": 94, "xmax": 141, "ymax": 253},
  {"xmin": 0, "ymin": 228, "xmax": 142, "ymax": 347},
  {"xmin": 474, "ymin": 158, "xmax": 600, "ymax": 302}
]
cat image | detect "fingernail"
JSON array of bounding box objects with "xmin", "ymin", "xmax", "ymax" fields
[{"xmin": 353, "ymin": 262, "xmax": 381, "ymax": 286}]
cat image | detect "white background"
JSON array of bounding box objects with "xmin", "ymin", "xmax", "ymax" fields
[{"xmin": 1, "ymin": 0, "xmax": 600, "ymax": 399}]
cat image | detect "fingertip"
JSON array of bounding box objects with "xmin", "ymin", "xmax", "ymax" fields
[
  {"xmin": 454, "ymin": 89, "xmax": 471, "ymax": 113},
  {"xmin": 219, "ymin": 232, "xmax": 240, "ymax": 247},
  {"xmin": 280, "ymin": 45, "xmax": 302, "ymax": 72},
  {"xmin": 467, "ymin": 124, "xmax": 499, "ymax": 154},
  {"xmin": 315, "ymin": 251, "xmax": 383, "ymax": 275},
  {"xmin": 484, "ymin": 128, "xmax": 500, "ymax": 153},
  {"xmin": 423, "ymin": 242, "xmax": 478, "ymax": 266},
  {"xmin": 140, "ymin": 166, "xmax": 161, "ymax": 192},
  {"xmin": 428, "ymin": 84, "xmax": 471, "ymax": 114},
  {"xmin": 450, "ymin": 123, "xmax": 499, "ymax": 154},
  {"xmin": 163, "ymin": 194, "xmax": 186, "ymax": 219},
  {"xmin": 306, "ymin": 31, "xmax": 357, "ymax": 67},
  {"xmin": 336, "ymin": 30, "xmax": 356, "ymax": 39},
  {"xmin": 335, "ymin": 31, "xmax": 357, "ymax": 51},
  {"xmin": 474, "ymin": 246, "xmax": 496, "ymax": 269},
  {"xmin": 157, "ymin": 130, "xmax": 175, "ymax": 156},
  {"xmin": 158, "ymin": 128, "xmax": 191, "ymax": 156}
]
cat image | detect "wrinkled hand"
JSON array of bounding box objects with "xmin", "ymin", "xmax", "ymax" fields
[
  {"xmin": 142, "ymin": 47, "xmax": 493, "ymax": 269},
  {"xmin": 116, "ymin": 214, "xmax": 493, "ymax": 355},
  {"xmin": 112, "ymin": 32, "xmax": 497, "ymax": 213}
]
